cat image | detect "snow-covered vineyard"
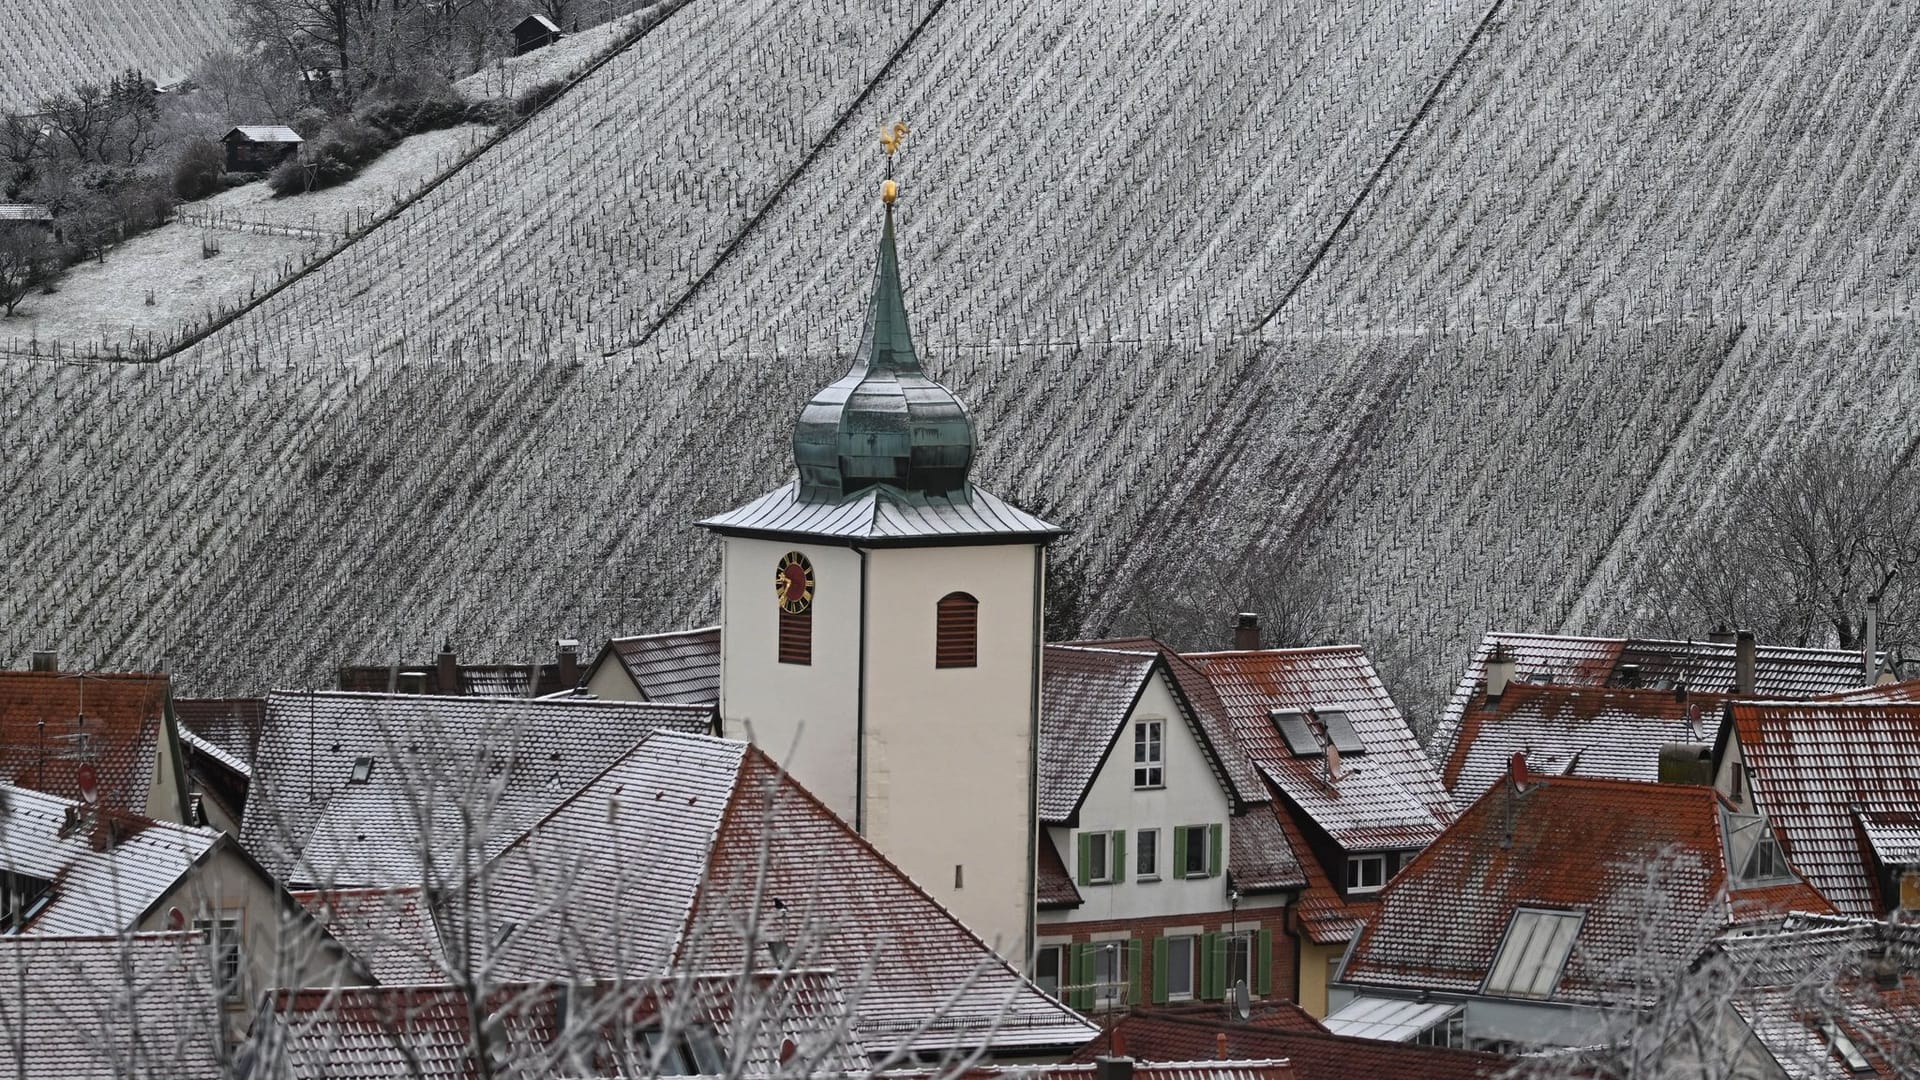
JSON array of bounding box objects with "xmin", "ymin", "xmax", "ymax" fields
[
  {"xmin": 5, "ymin": 0, "xmax": 1920, "ymax": 712},
  {"xmin": 0, "ymin": 0, "xmax": 229, "ymax": 107}
]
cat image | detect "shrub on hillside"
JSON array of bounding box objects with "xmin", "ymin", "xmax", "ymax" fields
[{"xmin": 171, "ymin": 140, "xmax": 226, "ymax": 201}]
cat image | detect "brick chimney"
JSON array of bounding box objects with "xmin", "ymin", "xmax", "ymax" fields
[
  {"xmin": 29, "ymin": 650, "xmax": 57, "ymax": 673},
  {"xmin": 1486, "ymin": 644, "xmax": 1516, "ymax": 703},
  {"xmin": 1232, "ymin": 612, "xmax": 1260, "ymax": 651},
  {"xmin": 1734, "ymin": 631, "xmax": 1757, "ymax": 696},
  {"xmin": 557, "ymin": 638, "xmax": 581, "ymax": 689},
  {"xmin": 436, "ymin": 642, "xmax": 461, "ymax": 695},
  {"xmin": 1095, "ymin": 1058, "xmax": 1134, "ymax": 1080}
]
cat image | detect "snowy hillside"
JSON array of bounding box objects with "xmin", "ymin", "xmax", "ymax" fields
[
  {"xmin": 1, "ymin": 0, "xmax": 228, "ymax": 107},
  {"xmin": 5, "ymin": 0, "xmax": 1918, "ymax": 723}
]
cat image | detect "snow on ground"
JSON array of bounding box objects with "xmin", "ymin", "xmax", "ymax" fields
[
  {"xmin": 0, "ymin": 0, "xmax": 227, "ymax": 109},
  {"xmin": 456, "ymin": 5, "xmax": 664, "ymax": 103}
]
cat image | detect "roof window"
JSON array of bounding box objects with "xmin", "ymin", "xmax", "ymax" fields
[
  {"xmin": 1723, "ymin": 811, "xmax": 1796, "ymax": 886},
  {"xmin": 1484, "ymin": 908, "xmax": 1583, "ymax": 999},
  {"xmin": 1270, "ymin": 710, "xmax": 1323, "ymax": 756},
  {"xmin": 348, "ymin": 756, "xmax": 374, "ymax": 784},
  {"xmin": 1317, "ymin": 709, "xmax": 1366, "ymax": 755},
  {"xmin": 1821, "ymin": 1021, "xmax": 1874, "ymax": 1073}
]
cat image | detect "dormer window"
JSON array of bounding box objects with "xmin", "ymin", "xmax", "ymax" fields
[
  {"xmin": 1345, "ymin": 853, "xmax": 1386, "ymax": 894},
  {"xmin": 348, "ymin": 756, "xmax": 374, "ymax": 784},
  {"xmin": 1, "ymin": 872, "xmax": 52, "ymax": 933},
  {"xmin": 1724, "ymin": 811, "xmax": 1795, "ymax": 885},
  {"xmin": 935, "ymin": 592, "xmax": 978, "ymax": 668}
]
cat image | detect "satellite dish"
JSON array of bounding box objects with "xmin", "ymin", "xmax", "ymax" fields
[
  {"xmin": 167, "ymin": 906, "xmax": 186, "ymax": 931},
  {"xmin": 1509, "ymin": 752, "xmax": 1531, "ymax": 791},
  {"xmin": 1233, "ymin": 979, "xmax": 1251, "ymax": 1021},
  {"xmin": 77, "ymin": 764, "xmax": 98, "ymax": 806}
]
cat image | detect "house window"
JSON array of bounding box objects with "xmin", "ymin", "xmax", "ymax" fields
[
  {"xmin": 778, "ymin": 609, "xmax": 811, "ymax": 665},
  {"xmin": 1164, "ymin": 935, "xmax": 1196, "ymax": 1000},
  {"xmin": 1415, "ymin": 1012, "xmax": 1466, "ymax": 1048},
  {"xmin": 1175, "ymin": 824, "xmax": 1218, "ymax": 879},
  {"xmin": 1224, "ymin": 931, "xmax": 1254, "ymax": 995},
  {"xmin": 1133, "ymin": 719, "xmax": 1164, "ymax": 787},
  {"xmin": 1078, "ymin": 831, "xmax": 1125, "ymax": 886},
  {"xmin": 1346, "ymin": 853, "xmax": 1387, "ymax": 894},
  {"xmin": 1730, "ymin": 762, "xmax": 1746, "ymax": 801},
  {"xmin": 1034, "ymin": 945, "xmax": 1065, "ymax": 997},
  {"xmin": 1484, "ymin": 908, "xmax": 1584, "ymax": 999},
  {"xmin": 0, "ymin": 872, "xmax": 51, "ymax": 933},
  {"xmin": 349, "ymin": 756, "xmax": 374, "ymax": 784},
  {"xmin": 639, "ymin": 1023, "xmax": 726, "ymax": 1076},
  {"xmin": 194, "ymin": 915, "xmax": 243, "ymax": 1000},
  {"xmin": 1092, "ymin": 941, "xmax": 1129, "ymax": 1007},
  {"xmin": 1137, "ymin": 829, "xmax": 1159, "ymax": 880},
  {"xmin": 935, "ymin": 592, "xmax": 978, "ymax": 668}
]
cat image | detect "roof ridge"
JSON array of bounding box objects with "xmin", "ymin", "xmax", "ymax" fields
[
  {"xmin": 1044, "ymin": 643, "xmax": 1160, "ymax": 659},
  {"xmin": 1183, "ymin": 645, "xmax": 1364, "ymax": 659},
  {"xmin": 609, "ymin": 626, "xmax": 722, "ymax": 644},
  {"xmin": 263, "ymin": 689, "xmax": 713, "ymax": 713}
]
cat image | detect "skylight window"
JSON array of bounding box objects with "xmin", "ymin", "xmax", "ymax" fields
[
  {"xmin": 1317, "ymin": 709, "xmax": 1366, "ymax": 755},
  {"xmin": 1484, "ymin": 909, "xmax": 1583, "ymax": 999},
  {"xmin": 1821, "ymin": 1021, "xmax": 1873, "ymax": 1074},
  {"xmin": 1270, "ymin": 710, "xmax": 1323, "ymax": 756},
  {"xmin": 348, "ymin": 757, "xmax": 374, "ymax": 784},
  {"xmin": 1724, "ymin": 811, "xmax": 1795, "ymax": 885}
]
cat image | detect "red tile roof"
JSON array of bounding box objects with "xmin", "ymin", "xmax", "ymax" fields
[
  {"xmin": 1435, "ymin": 634, "xmax": 1873, "ymax": 772},
  {"xmin": 1341, "ymin": 774, "xmax": 1831, "ymax": 1006},
  {"xmin": 0, "ymin": 671, "xmax": 169, "ymax": 813},
  {"xmin": 1040, "ymin": 645, "xmax": 1162, "ymax": 822},
  {"xmin": 1730, "ymin": 700, "xmax": 1920, "ymax": 917},
  {"xmin": 1184, "ymin": 647, "xmax": 1454, "ymax": 852},
  {"xmin": 1038, "ymin": 830, "xmax": 1084, "ymax": 908},
  {"xmin": 1068, "ymin": 639, "xmax": 1268, "ymax": 808},
  {"xmin": 173, "ymin": 697, "xmax": 265, "ymax": 772},
  {"xmin": 1226, "ymin": 802, "xmax": 1308, "ymax": 893},
  {"xmin": 294, "ymin": 886, "xmax": 445, "ymax": 984},
  {"xmin": 1441, "ymin": 682, "xmax": 1731, "ymax": 803},
  {"xmin": 1066, "ymin": 1006, "xmax": 1514, "ymax": 1080},
  {"xmin": 603, "ymin": 626, "xmax": 722, "ymax": 704},
  {"xmin": 477, "ymin": 731, "xmax": 1097, "ymax": 1059}
]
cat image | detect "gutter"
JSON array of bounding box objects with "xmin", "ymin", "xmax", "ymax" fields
[
  {"xmin": 856, "ymin": 546, "xmax": 870, "ymax": 834},
  {"xmin": 1026, "ymin": 545, "xmax": 1045, "ymax": 965}
]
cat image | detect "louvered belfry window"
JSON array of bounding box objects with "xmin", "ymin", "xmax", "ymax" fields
[
  {"xmin": 935, "ymin": 592, "xmax": 979, "ymax": 668},
  {"xmin": 778, "ymin": 610, "xmax": 811, "ymax": 665}
]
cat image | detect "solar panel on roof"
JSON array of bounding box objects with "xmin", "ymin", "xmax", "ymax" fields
[
  {"xmin": 1484, "ymin": 908, "xmax": 1582, "ymax": 998},
  {"xmin": 1317, "ymin": 709, "xmax": 1366, "ymax": 754},
  {"xmin": 1270, "ymin": 710, "xmax": 1323, "ymax": 756}
]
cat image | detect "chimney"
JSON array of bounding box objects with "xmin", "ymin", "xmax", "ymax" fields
[
  {"xmin": 435, "ymin": 642, "xmax": 460, "ymax": 695},
  {"xmin": 1095, "ymin": 1057, "xmax": 1134, "ymax": 1080},
  {"xmin": 1486, "ymin": 644, "xmax": 1516, "ymax": 702},
  {"xmin": 1657, "ymin": 743, "xmax": 1713, "ymax": 785},
  {"xmin": 1232, "ymin": 612, "xmax": 1260, "ymax": 651},
  {"xmin": 1864, "ymin": 593, "xmax": 1882, "ymax": 685},
  {"xmin": 29, "ymin": 650, "xmax": 57, "ymax": 673},
  {"xmin": 557, "ymin": 638, "xmax": 581, "ymax": 689},
  {"xmin": 1708, "ymin": 625, "xmax": 1737, "ymax": 645},
  {"xmin": 1734, "ymin": 631, "xmax": 1757, "ymax": 696}
]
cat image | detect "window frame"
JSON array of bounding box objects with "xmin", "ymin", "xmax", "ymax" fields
[
  {"xmin": 194, "ymin": 913, "xmax": 244, "ymax": 1000},
  {"xmin": 1137, "ymin": 828, "xmax": 1159, "ymax": 881},
  {"xmin": 1483, "ymin": 908, "xmax": 1585, "ymax": 999},
  {"xmin": 1345, "ymin": 852, "xmax": 1387, "ymax": 894},
  {"xmin": 935, "ymin": 592, "xmax": 979, "ymax": 669},
  {"xmin": 1224, "ymin": 931, "xmax": 1254, "ymax": 996},
  {"xmin": 1092, "ymin": 940, "xmax": 1129, "ymax": 1008},
  {"xmin": 1133, "ymin": 719, "xmax": 1165, "ymax": 788},
  {"xmin": 1034, "ymin": 944, "xmax": 1066, "ymax": 998},
  {"xmin": 1175, "ymin": 824, "xmax": 1219, "ymax": 879},
  {"xmin": 1164, "ymin": 934, "xmax": 1197, "ymax": 1001}
]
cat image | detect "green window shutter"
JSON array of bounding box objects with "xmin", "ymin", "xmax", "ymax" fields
[
  {"xmin": 1256, "ymin": 928, "xmax": 1274, "ymax": 997},
  {"xmin": 1077, "ymin": 833, "xmax": 1092, "ymax": 887},
  {"xmin": 1127, "ymin": 938, "xmax": 1144, "ymax": 1006},
  {"xmin": 1112, "ymin": 831, "xmax": 1127, "ymax": 884},
  {"xmin": 1201, "ymin": 932, "xmax": 1222, "ymax": 1000},
  {"xmin": 1208, "ymin": 823, "xmax": 1224, "ymax": 878},
  {"xmin": 1070, "ymin": 943, "xmax": 1093, "ymax": 1011},
  {"xmin": 1172, "ymin": 827, "xmax": 1188, "ymax": 880},
  {"xmin": 1151, "ymin": 937, "xmax": 1170, "ymax": 1004}
]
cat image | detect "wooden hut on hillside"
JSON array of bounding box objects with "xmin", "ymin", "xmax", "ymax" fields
[
  {"xmin": 513, "ymin": 13, "xmax": 561, "ymax": 55},
  {"xmin": 221, "ymin": 126, "xmax": 303, "ymax": 173}
]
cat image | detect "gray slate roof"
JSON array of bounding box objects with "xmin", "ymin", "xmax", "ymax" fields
[
  {"xmin": 240, "ymin": 691, "xmax": 714, "ymax": 887},
  {"xmin": 701, "ymin": 480, "xmax": 1062, "ymax": 545},
  {"xmin": 0, "ymin": 783, "xmax": 218, "ymax": 935},
  {"xmin": 603, "ymin": 626, "xmax": 721, "ymax": 704},
  {"xmin": 480, "ymin": 730, "xmax": 1096, "ymax": 1057},
  {"xmin": 0, "ymin": 932, "xmax": 222, "ymax": 1074}
]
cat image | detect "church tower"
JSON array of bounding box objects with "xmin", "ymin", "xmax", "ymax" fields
[{"xmin": 700, "ymin": 138, "xmax": 1059, "ymax": 964}]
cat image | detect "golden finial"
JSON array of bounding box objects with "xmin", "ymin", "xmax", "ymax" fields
[{"xmin": 879, "ymin": 121, "xmax": 909, "ymax": 205}]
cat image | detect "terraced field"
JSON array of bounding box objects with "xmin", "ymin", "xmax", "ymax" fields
[
  {"xmin": 1, "ymin": 0, "xmax": 228, "ymax": 107},
  {"xmin": 6, "ymin": 0, "xmax": 1918, "ymax": 724}
]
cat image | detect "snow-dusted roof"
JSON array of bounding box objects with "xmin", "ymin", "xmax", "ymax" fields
[
  {"xmin": 240, "ymin": 691, "xmax": 714, "ymax": 887},
  {"xmin": 515, "ymin": 12, "xmax": 559, "ymax": 32},
  {"xmin": 178, "ymin": 723, "xmax": 250, "ymax": 779},
  {"xmin": 1322, "ymin": 995, "xmax": 1458, "ymax": 1042},
  {"xmin": 0, "ymin": 670, "xmax": 168, "ymax": 814},
  {"xmin": 601, "ymin": 626, "xmax": 722, "ymax": 704},
  {"xmin": 1340, "ymin": 775, "xmax": 1830, "ymax": 1007},
  {"xmin": 1731, "ymin": 700, "xmax": 1920, "ymax": 916},
  {"xmin": 0, "ymin": 783, "xmax": 219, "ymax": 934},
  {"xmin": 701, "ymin": 480, "xmax": 1062, "ymax": 545},
  {"xmin": 1186, "ymin": 647, "xmax": 1455, "ymax": 852},
  {"xmin": 293, "ymin": 886, "xmax": 445, "ymax": 984},
  {"xmin": 1441, "ymin": 682, "xmax": 1728, "ymax": 803},
  {"xmin": 1433, "ymin": 633, "xmax": 1874, "ymax": 770},
  {"xmin": 0, "ymin": 933, "xmax": 221, "ymax": 1074},
  {"xmin": 0, "ymin": 204, "xmax": 52, "ymax": 221},
  {"xmin": 480, "ymin": 730, "xmax": 1096, "ymax": 1057},
  {"xmin": 226, "ymin": 125, "xmax": 302, "ymax": 142},
  {"xmin": 1037, "ymin": 645, "xmax": 1159, "ymax": 823}
]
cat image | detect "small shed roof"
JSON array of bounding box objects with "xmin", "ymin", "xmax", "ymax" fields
[
  {"xmin": 0, "ymin": 204, "xmax": 53, "ymax": 221},
  {"xmin": 225, "ymin": 125, "xmax": 303, "ymax": 143},
  {"xmin": 516, "ymin": 13, "xmax": 560, "ymax": 32}
]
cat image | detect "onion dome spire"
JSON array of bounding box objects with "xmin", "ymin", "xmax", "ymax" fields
[{"xmin": 792, "ymin": 124, "xmax": 975, "ymax": 503}]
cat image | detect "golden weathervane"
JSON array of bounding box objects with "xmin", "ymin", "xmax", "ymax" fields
[{"xmin": 880, "ymin": 121, "xmax": 909, "ymax": 205}]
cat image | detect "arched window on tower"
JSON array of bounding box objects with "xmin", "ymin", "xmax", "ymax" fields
[{"xmin": 936, "ymin": 592, "xmax": 979, "ymax": 669}]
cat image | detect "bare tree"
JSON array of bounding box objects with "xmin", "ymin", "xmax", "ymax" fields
[
  {"xmin": 1660, "ymin": 441, "xmax": 1920, "ymax": 657},
  {"xmin": 0, "ymin": 227, "xmax": 55, "ymax": 318}
]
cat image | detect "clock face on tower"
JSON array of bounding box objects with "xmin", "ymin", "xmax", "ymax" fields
[{"xmin": 776, "ymin": 552, "xmax": 815, "ymax": 615}]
